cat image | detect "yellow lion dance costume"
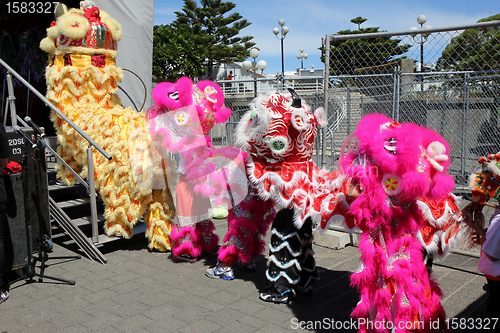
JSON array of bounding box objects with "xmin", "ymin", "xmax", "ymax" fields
[{"xmin": 40, "ymin": 1, "xmax": 175, "ymax": 251}]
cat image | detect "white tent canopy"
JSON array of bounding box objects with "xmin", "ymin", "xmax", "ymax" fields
[{"xmin": 98, "ymin": 0, "xmax": 154, "ymax": 112}]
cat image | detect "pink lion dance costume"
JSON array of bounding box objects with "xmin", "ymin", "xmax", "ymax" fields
[
  {"xmin": 340, "ymin": 114, "xmax": 454, "ymax": 332},
  {"xmin": 148, "ymin": 77, "xmax": 275, "ymax": 266},
  {"xmin": 236, "ymin": 89, "xmax": 355, "ymax": 303}
]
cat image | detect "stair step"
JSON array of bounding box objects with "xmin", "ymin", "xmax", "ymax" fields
[
  {"xmin": 69, "ymin": 214, "xmax": 105, "ymax": 227},
  {"xmin": 47, "ymin": 161, "xmax": 147, "ymax": 263},
  {"xmin": 56, "ymin": 198, "xmax": 91, "ymax": 209},
  {"xmin": 94, "ymin": 223, "xmax": 148, "ymax": 245},
  {"xmin": 51, "ymin": 220, "xmax": 148, "ymax": 245}
]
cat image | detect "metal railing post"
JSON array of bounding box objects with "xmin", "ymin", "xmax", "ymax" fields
[
  {"xmin": 0, "ymin": 57, "xmax": 111, "ymax": 161},
  {"xmin": 87, "ymin": 145, "xmax": 99, "ymax": 244},
  {"xmin": 392, "ymin": 66, "xmax": 400, "ymax": 122},
  {"xmin": 5, "ymin": 73, "xmax": 18, "ymax": 127}
]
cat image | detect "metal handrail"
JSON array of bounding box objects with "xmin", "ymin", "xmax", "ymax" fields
[
  {"xmin": 0, "ymin": 58, "xmax": 111, "ymax": 161},
  {"xmin": 1, "ymin": 57, "xmax": 111, "ymax": 243}
]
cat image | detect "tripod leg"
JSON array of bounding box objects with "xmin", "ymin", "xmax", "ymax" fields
[
  {"xmin": 35, "ymin": 272, "xmax": 75, "ymax": 285},
  {"xmin": 43, "ymin": 255, "xmax": 82, "ymax": 260},
  {"xmin": 35, "ymin": 249, "xmax": 78, "ymax": 284}
]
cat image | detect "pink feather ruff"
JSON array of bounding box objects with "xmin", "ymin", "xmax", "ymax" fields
[
  {"xmin": 170, "ymin": 224, "xmax": 202, "ymax": 258},
  {"xmin": 340, "ymin": 114, "xmax": 451, "ymax": 332}
]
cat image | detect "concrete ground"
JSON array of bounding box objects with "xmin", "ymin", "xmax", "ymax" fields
[{"xmin": 0, "ymin": 218, "xmax": 490, "ymax": 333}]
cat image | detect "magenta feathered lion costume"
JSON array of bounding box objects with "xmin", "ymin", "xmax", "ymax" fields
[
  {"xmin": 340, "ymin": 114, "xmax": 454, "ymax": 333},
  {"xmin": 147, "ymin": 77, "xmax": 275, "ymax": 265}
]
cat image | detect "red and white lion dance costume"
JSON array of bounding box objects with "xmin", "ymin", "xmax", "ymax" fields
[{"xmin": 235, "ymin": 89, "xmax": 355, "ymax": 302}]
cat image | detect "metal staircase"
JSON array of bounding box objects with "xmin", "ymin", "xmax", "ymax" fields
[
  {"xmin": 48, "ymin": 195, "xmax": 108, "ymax": 264},
  {"xmin": 1, "ymin": 57, "xmax": 147, "ymax": 264}
]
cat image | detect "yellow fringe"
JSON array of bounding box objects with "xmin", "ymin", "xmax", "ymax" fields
[{"xmin": 46, "ymin": 64, "xmax": 175, "ymax": 246}]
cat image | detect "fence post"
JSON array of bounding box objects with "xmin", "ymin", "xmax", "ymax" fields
[
  {"xmin": 392, "ymin": 65, "xmax": 400, "ymax": 122},
  {"xmin": 322, "ymin": 34, "xmax": 331, "ymax": 168},
  {"xmin": 461, "ymin": 72, "xmax": 470, "ymax": 176}
]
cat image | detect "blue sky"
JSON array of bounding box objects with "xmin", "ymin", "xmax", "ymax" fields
[{"xmin": 154, "ymin": 0, "xmax": 500, "ymax": 76}]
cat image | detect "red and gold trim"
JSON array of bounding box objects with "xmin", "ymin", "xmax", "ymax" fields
[{"xmin": 51, "ymin": 53, "xmax": 116, "ymax": 69}]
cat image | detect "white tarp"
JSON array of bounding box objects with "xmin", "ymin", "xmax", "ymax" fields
[{"xmin": 98, "ymin": 0, "xmax": 154, "ymax": 112}]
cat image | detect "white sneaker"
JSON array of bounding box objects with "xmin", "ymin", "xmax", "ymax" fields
[
  {"xmin": 0, "ymin": 290, "xmax": 9, "ymax": 304},
  {"xmin": 205, "ymin": 261, "xmax": 234, "ymax": 280}
]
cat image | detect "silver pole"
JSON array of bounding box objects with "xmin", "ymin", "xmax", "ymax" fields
[
  {"xmin": 46, "ymin": 143, "xmax": 89, "ymax": 190},
  {"xmin": 87, "ymin": 145, "xmax": 99, "ymax": 243},
  {"xmin": 323, "ymin": 35, "xmax": 331, "ymax": 168},
  {"xmin": 0, "ymin": 57, "xmax": 111, "ymax": 160},
  {"xmin": 6, "ymin": 73, "xmax": 17, "ymax": 127}
]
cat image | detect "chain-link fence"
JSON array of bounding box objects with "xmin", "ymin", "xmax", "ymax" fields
[
  {"xmin": 216, "ymin": 21, "xmax": 500, "ymax": 179},
  {"xmin": 212, "ymin": 77, "xmax": 327, "ymax": 168},
  {"xmin": 323, "ymin": 20, "xmax": 500, "ymax": 186}
]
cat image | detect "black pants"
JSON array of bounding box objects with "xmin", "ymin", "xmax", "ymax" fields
[
  {"xmin": 265, "ymin": 208, "xmax": 318, "ymax": 293},
  {"xmin": 486, "ymin": 277, "xmax": 500, "ymax": 322},
  {"xmin": 0, "ymin": 207, "xmax": 8, "ymax": 290}
]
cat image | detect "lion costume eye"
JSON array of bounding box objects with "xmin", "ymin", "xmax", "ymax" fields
[
  {"xmin": 268, "ymin": 136, "xmax": 289, "ymax": 154},
  {"xmin": 174, "ymin": 110, "xmax": 188, "ymax": 126},
  {"xmin": 384, "ymin": 138, "xmax": 397, "ymax": 155},
  {"xmin": 168, "ymin": 91, "xmax": 179, "ymax": 100}
]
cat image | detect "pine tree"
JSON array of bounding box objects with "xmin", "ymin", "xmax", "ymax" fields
[
  {"xmin": 171, "ymin": 0, "xmax": 255, "ymax": 80},
  {"xmin": 325, "ymin": 18, "xmax": 411, "ymax": 76}
]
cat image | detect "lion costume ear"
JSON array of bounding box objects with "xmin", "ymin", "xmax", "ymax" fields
[
  {"xmin": 196, "ymin": 80, "xmax": 232, "ymax": 123},
  {"xmin": 314, "ymin": 107, "xmax": 328, "ymax": 127},
  {"xmin": 214, "ymin": 106, "xmax": 231, "ymax": 123}
]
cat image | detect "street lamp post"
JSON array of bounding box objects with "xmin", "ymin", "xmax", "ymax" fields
[
  {"xmin": 297, "ymin": 48, "xmax": 308, "ymax": 70},
  {"xmin": 242, "ymin": 48, "xmax": 267, "ymax": 97},
  {"xmin": 411, "ymin": 15, "xmax": 431, "ymax": 92},
  {"xmin": 273, "ymin": 19, "xmax": 289, "ymax": 85}
]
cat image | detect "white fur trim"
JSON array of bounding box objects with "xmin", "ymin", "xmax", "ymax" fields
[
  {"xmin": 57, "ymin": 13, "xmax": 89, "ymax": 40},
  {"xmin": 487, "ymin": 160, "xmax": 500, "ymax": 177}
]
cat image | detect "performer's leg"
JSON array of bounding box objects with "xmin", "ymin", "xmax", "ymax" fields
[
  {"xmin": 296, "ymin": 217, "xmax": 319, "ymax": 295},
  {"xmin": 195, "ymin": 219, "xmax": 219, "ymax": 254},
  {"xmin": 170, "ymin": 176, "xmax": 210, "ymax": 261},
  {"xmin": 422, "ymin": 248, "xmax": 434, "ymax": 274},
  {"xmin": 206, "ymin": 196, "xmax": 274, "ymax": 281},
  {"xmin": 485, "ymin": 277, "xmax": 500, "ymax": 320},
  {"xmin": 170, "ymin": 224, "xmax": 202, "ymax": 262},
  {"xmin": 0, "ymin": 207, "xmax": 10, "ymax": 304},
  {"xmin": 259, "ymin": 208, "xmax": 301, "ymax": 304}
]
